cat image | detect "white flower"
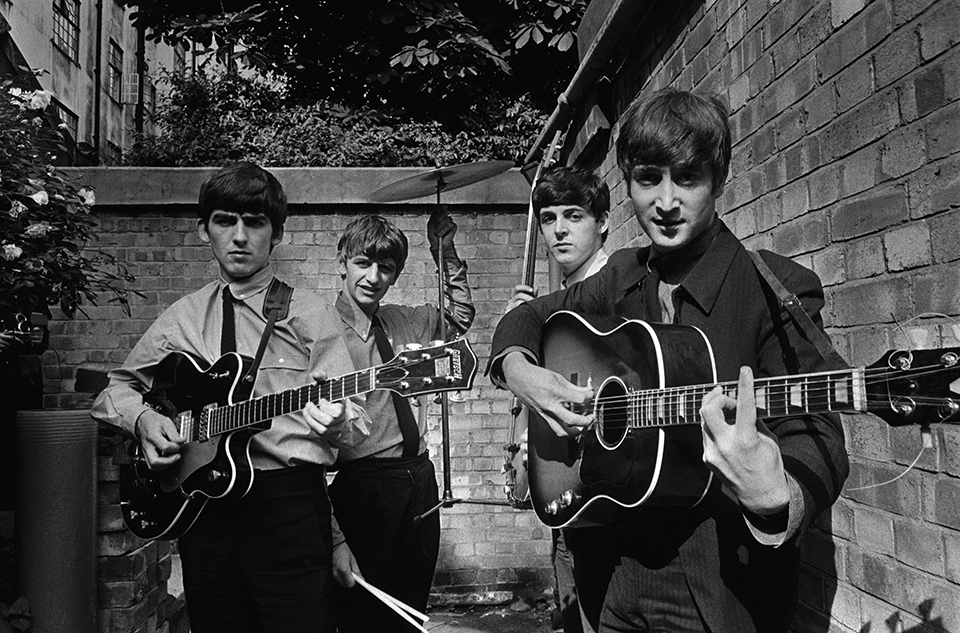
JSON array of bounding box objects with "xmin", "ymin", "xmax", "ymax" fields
[
  {"xmin": 8, "ymin": 200, "xmax": 27, "ymax": 218},
  {"xmin": 24, "ymin": 221, "xmax": 55, "ymax": 237},
  {"xmin": 78, "ymin": 187, "xmax": 96, "ymax": 206},
  {"xmin": 1, "ymin": 243, "xmax": 23, "ymax": 261},
  {"xmin": 27, "ymin": 90, "xmax": 52, "ymax": 110},
  {"xmin": 28, "ymin": 190, "xmax": 49, "ymax": 206}
]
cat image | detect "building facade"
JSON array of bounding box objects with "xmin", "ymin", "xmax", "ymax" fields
[{"xmin": 0, "ymin": 0, "xmax": 184, "ymax": 164}]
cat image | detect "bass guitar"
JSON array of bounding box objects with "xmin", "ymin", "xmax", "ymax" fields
[
  {"xmin": 120, "ymin": 337, "xmax": 478, "ymax": 540},
  {"xmin": 528, "ymin": 311, "xmax": 960, "ymax": 529}
]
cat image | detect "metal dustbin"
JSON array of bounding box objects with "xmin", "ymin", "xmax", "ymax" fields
[{"xmin": 14, "ymin": 409, "xmax": 97, "ymax": 633}]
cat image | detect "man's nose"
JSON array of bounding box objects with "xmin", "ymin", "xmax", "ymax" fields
[
  {"xmin": 656, "ymin": 179, "xmax": 677, "ymax": 211},
  {"xmin": 231, "ymin": 223, "xmax": 248, "ymax": 243}
]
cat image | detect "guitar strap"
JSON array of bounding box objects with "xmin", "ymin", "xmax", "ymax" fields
[
  {"xmin": 747, "ymin": 250, "xmax": 847, "ymax": 367},
  {"xmin": 240, "ymin": 277, "xmax": 294, "ymax": 389}
]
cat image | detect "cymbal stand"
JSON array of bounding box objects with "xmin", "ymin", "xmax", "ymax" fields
[{"xmin": 418, "ymin": 179, "xmax": 511, "ymax": 523}]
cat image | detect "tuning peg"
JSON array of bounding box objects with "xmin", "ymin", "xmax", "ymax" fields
[
  {"xmin": 428, "ymin": 340, "xmax": 444, "ymax": 348},
  {"xmin": 404, "ymin": 343, "xmax": 423, "ymax": 351}
]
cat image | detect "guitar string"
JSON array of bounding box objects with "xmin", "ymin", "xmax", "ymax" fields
[{"xmin": 580, "ymin": 364, "xmax": 959, "ymax": 427}]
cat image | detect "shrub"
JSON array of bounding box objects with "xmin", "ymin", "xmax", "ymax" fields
[{"xmin": 125, "ymin": 70, "xmax": 545, "ymax": 168}]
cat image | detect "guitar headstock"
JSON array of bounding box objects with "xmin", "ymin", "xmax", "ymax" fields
[
  {"xmin": 865, "ymin": 347, "xmax": 960, "ymax": 427},
  {"xmin": 376, "ymin": 337, "xmax": 478, "ymax": 397}
]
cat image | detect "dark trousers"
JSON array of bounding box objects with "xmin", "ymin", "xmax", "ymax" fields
[
  {"xmin": 329, "ymin": 453, "xmax": 440, "ymax": 633},
  {"xmin": 178, "ymin": 465, "xmax": 335, "ymax": 633},
  {"xmin": 595, "ymin": 553, "xmax": 707, "ymax": 633}
]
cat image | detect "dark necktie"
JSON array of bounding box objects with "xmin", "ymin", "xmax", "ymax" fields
[
  {"xmin": 221, "ymin": 285, "xmax": 236, "ymax": 355},
  {"xmin": 642, "ymin": 260, "xmax": 662, "ymax": 322},
  {"xmin": 370, "ymin": 315, "xmax": 420, "ymax": 457}
]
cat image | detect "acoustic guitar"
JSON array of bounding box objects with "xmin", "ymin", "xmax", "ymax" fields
[
  {"xmin": 528, "ymin": 311, "xmax": 960, "ymax": 529},
  {"xmin": 120, "ymin": 337, "xmax": 477, "ymax": 540}
]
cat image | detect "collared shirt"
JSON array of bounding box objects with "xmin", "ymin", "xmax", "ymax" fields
[
  {"xmin": 92, "ymin": 265, "xmax": 371, "ymax": 470},
  {"xmin": 562, "ymin": 248, "xmax": 609, "ymax": 288},
  {"xmin": 335, "ymin": 262, "xmax": 475, "ymax": 461}
]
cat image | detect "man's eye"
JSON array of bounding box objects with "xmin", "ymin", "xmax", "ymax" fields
[{"xmin": 635, "ymin": 171, "xmax": 660, "ymax": 185}]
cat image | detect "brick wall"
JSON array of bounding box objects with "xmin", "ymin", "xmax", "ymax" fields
[
  {"xmin": 575, "ymin": 0, "xmax": 960, "ymax": 631},
  {"xmin": 33, "ymin": 167, "xmax": 554, "ymax": 630}
]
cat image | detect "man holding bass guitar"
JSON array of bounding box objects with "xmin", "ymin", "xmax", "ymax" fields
[
  {"xmin": 506, "ymin": 165, "xmax": 612, "ymax": 633},
  {"xmin": 93, "ymin": 162, "xmax": 371, "ymax": 633},
  {"xmin": 489, "ymin": 88, "xmax": 852, "ymax": 633}
]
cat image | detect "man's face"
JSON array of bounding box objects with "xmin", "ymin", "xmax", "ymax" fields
[
  {"xmin": 338, "ymin": 254, "xmax": 399, "ymax": 316},
  {"xmin": 198, "ymin": 210, "xmax": 281, "ymax": 282},
  {"xmin": 539, "ymin": 204, "xmax": 608, "ymax": 278},
  {"xmin": 627, "ymin": 164, "xmax": 719, "ymax": 253}
]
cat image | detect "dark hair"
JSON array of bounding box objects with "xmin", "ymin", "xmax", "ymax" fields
[
  {"xmin": 337, "ymin": 215, "xmax": 409, "ymax": 276},
  {"xmin": 616, "ymin": 88, "xmax": 731, "ymax": 193},
  {"xmin": 198, "ymin": 162, "xmax": 288, "ymax": 237},
  {"xmin": 532, "ymin": 166, "xmax": 610, "ymax": 220}
]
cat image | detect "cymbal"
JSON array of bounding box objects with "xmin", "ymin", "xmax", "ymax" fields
[{"xmin": 368, "ymin": 160, "xmax": 514, "ymax": 202}]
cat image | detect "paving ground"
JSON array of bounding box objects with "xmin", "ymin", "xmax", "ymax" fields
[{"xmin": 426, "ymin": 603, "xmax": 557, "ymax": 633}]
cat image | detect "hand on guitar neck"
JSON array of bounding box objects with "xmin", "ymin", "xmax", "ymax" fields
[
  {"xmin": 700, "ymin": 366, "xmax": 791, "ymax": 517},
  {"xmin": 502, "ymin": 350, "xmax": 595, "ymax": 438}
]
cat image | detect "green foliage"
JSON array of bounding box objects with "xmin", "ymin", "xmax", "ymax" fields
[
  {"xmin": 120, "ymin": 0, "xmax": 586, "ymax": 119},
  {"xmin": 125, "ymin": 71, "xmax": 545, "ymax": 168},
  {"xmin": 0, "ymin": 75, "xmax": 137, "ymax": 319},
  {"xmin": 0, "ymin": 597, "xmax": 30, "ymax": 632}
]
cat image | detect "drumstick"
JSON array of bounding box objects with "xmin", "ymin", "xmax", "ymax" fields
[
  {"xmin": 352, "ymin": 573, "xmax": 428, "ymax": 622},
  {"xmin": 351, "ymin": 572, "xmax": 430, "ymax": 631}
]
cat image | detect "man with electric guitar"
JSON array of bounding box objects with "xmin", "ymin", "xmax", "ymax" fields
[
  {"xmin": 489, "ymin": 89, "xmax": 855, "ymax": 632},
  {"xmin": 92, "ymin": 162, "xmax": 374, "ymax": 633},
  {"xmin": 506, "ymin": 165, "xmax": 612, "ymax": 633}
]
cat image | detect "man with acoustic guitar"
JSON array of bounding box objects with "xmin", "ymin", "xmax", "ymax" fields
[
  {"xmin": 93, "ymin": 162, "xmax": 371, "ymax": 633},
  {"xmin": 489, "ymin": 88, "xmax": 852, "ymax": 632},
  {"xmin": 506, "ymin": 165, "xmax": 612, "ymax": 633}
]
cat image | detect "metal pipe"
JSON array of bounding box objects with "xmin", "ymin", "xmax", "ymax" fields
[
  {"xmin": 523, "ymin": 0, "xmax": 651, "ymax": 166},
  {"xmin": 93, "ymin": 0, "xmax": 103, "ymax": 162}
]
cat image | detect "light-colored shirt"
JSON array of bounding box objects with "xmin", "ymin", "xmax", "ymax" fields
[
  {"xmin": 335, "ymin": 262, "xmax": 474, "ymax": 460},
  {"xmin": 562, "ymin": 248, "xmax": 609, "ymax": 287},
  {"xmin": 92, "ymin": 265, "xmax": 370, "ymax": 470}
]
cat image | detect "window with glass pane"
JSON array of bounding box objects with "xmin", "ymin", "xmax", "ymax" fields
[
  {"xmin": 54, "ymin": 100, "xmax": 79, "ymax": 141},
  {"xmin": 52, "ymin": 0, "xmax": 81, "ymax": 62},
  {"xmin": 108, "ymin": 40, "xmax": 123, "ymax": 102}
]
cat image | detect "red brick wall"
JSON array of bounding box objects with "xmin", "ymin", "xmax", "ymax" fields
[{"xmin": 581, "ymin": 0, "xmax": 960, "ymax": 631}]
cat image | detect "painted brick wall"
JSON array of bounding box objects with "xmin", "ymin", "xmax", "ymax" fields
[{"xmin": 582, "ymin": 0, "xmax": 960, "ymax": 631}]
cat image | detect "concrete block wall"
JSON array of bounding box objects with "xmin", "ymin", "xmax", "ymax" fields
[
  {"xmin": 583, "ymin": 0, "xmax": 960, "ymax": 631},
  {"xmin": 34, "ymin": 166, "xmax": 553, "ymax": 631}
]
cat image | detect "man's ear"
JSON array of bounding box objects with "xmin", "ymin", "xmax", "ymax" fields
[
  {"xmin": 712, "ymin": 182, "xmax": 725, "ymax": 199},
  {"xmin": 597, "ymin": 211, "xmax": 610, "ymax": 236},
  {"xmin": 197, "ymin": 219, "xmax": 210, "ymax": 244},
  {"xmin": 336, "ymin": 256, "xmax": 347, "ymax": 279},
  {"xmin": 271, "ymin": 226, "xmax": 285, "ymax": 248}
]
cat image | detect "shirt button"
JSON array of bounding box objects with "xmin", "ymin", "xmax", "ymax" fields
[{"xmin": 278, "ymin": 358, "xmax": 285, "ymax": 363}]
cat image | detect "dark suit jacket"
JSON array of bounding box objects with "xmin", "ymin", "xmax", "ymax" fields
[{"xmin": 489, "ymin": 220, "xmax": 850, "ymax": 632}]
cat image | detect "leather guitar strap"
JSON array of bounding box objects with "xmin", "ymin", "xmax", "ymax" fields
[
  {"xmin": 747, "ymin": 250, "xmax": 846, "ymax": 367},
  {"xmin": 239, "ymin": 277, "xmax": 294, "ymax": 390}
]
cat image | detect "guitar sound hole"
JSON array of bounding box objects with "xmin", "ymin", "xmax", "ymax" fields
[{"xmin": 597, "ymin": 378, "xmax": 628, "ymax": 447}]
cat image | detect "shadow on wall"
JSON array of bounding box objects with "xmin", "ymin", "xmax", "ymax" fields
[{"xmin": 857, "ymin": 599, "xmax": 947, "ymax": 632}]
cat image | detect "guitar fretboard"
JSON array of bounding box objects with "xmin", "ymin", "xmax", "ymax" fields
[
  {"xmin": 201, "ymin": 368, "xmax": 377, "ymax": 439},
  {"xmin": 624, "ymin": 367, "xmax": 868, "ymax": 427}
]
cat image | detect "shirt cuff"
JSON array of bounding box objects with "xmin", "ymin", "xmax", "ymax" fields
[
  {"xmin": 488, "ymin": 346, "xmax": 538, "ymax": 387},
  {"xmin": 741, "ymin": 473, "xmax": 804, "ymax": 547}
]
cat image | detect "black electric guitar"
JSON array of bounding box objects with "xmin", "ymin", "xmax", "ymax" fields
[
  {"xmin": 120, "ymin": 337, "xmax": 478, "ymax": 540},
  {"xmin": 528, "ymin": 311, "xmax": 960, "ymax": 529}
]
